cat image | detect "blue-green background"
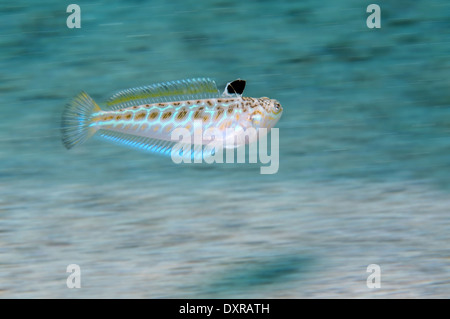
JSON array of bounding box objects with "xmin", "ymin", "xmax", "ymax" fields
[{"xmin": 0, "ymin": 0, "xmax": 449, "ymax": 297}]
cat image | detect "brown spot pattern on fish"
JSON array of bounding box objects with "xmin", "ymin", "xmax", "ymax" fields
[
  {"xmin": 214, "ymin": 107, "xmax": 224, "ymax": 120},
  {"xmin": 149, "ymin": 111, "xmax": 159, "ymax": 120},
  {"xmin": 194, "ymin": 109, "xmax": 204, "ymax": 119},
  {"xmin": 135, "ymin": 112, "xmax": 147, "ymax": 120},
  {"xmin": 161, "ymin": 111, "xmax": 173, "ymax": 120},
  {"xmin": 176, "ymin": 108, "xmax": 188, "ymax": 121}
]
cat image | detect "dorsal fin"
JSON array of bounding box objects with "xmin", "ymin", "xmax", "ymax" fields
[
  {"xmin": 106, "ymin": 78, "xmax": 220, "ymax": 110},
  {"xmin": 223, "ymin": 79, "xmax": 246, "ymax": 96}
]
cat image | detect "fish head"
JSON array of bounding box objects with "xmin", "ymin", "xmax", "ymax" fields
[{"xmin": 249, "ymin": 97, "xmax": 283, "ymax": 129}]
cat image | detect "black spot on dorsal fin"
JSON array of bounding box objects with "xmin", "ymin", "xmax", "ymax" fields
[{"xmin": 226, "ymin": 79, "xmax": 246, "ymax": 95}]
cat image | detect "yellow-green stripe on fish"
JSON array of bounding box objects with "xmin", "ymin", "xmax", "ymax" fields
[{"xmin": 60, "ymin": 78, "xmax": 283, "ymax": 156}]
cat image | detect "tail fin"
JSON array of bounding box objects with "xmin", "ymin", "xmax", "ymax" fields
[{"xmin": 61, "ymin": 91, "xmax": 101, "ymax": 149}]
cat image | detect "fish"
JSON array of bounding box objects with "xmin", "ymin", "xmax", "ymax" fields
[{"xmin": 60, "ymin": 78, "xmax": 283, "ymax": 158}]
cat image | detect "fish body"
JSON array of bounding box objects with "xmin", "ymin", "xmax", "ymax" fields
[{"xmin": 61, "ymin": 78, "xmax": 282, "ymax": 156}]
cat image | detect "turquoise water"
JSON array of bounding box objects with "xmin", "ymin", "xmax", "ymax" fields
[{"xmin": 1, "ymin": 0, "xmax": 449, "ymax": 298}]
